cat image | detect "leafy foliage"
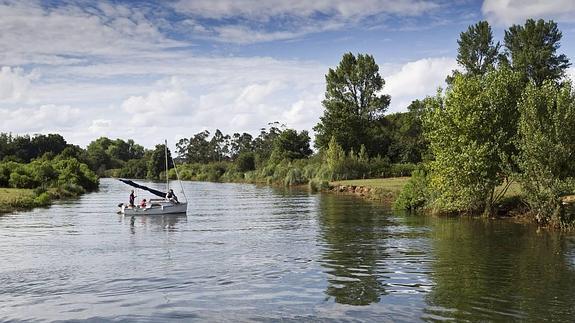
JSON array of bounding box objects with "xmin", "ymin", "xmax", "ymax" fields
[
  {"xmin": 516, "ymin": 81, "xmax": 575, "ymax": 225},
  {"xmin": 457, "ymin": 20, "xmax": 500, "ymax": 75},
  {"xmin": 504, "ymin": 19, "xmax": 571, "ymax": 85},
  {"xmin": 424, "ymin": 68, "xmax": 522, "ymax": 214},
  {"xmin": 314, "ymin": 52, "xmax": 391, "ymax": 155}
]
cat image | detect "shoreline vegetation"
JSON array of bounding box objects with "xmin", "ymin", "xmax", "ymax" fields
[{"xmin": 2, "ymin": 19, "xmax": 575, "ymax": 229}]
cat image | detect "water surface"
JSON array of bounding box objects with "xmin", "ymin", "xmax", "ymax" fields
[{"xmin": 1, "ymin": 178, "xmax": 575, "ymax": 321}]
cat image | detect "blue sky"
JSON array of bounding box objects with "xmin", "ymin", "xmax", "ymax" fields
[{"xmin": 0, "ymin": 0, "xmax": 574, "ymax": 147}]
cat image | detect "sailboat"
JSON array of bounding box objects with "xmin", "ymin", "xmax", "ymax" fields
[{"xmin": 118, "ymin": 140, "xmax": 188, "ymax": 216}]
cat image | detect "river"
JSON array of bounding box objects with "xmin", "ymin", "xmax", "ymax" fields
[{"xmin": 1, "ymin": 178, "xmax": 575, "ymax": 321}]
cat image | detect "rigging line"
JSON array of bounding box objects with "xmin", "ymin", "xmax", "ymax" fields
[{"xmin": 172, "ymin": 155, "xmax": 188, "ymax": 203}]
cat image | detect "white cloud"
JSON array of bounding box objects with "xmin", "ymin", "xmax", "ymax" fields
[
  {"xmin": 0, "ymin": 104, "xmax": 82, "ymax": 133},
  {"xmin": 0, "ymin": 1, "xmax": 183, "ymax": 66},
  {"xmin": 174, "ymin": 0, "xmax": 440, "ymax": 43},
  {"xmin": 121, "ymin": 81, "xmax": 193, "ymax": 127},
  {"xmin": 235, "ymin": 81, "xmax": 285, "ymax": 107},
  {"xmin": 0, "ymin": 66, "xmax": 37, "ymax": 103},
  {"xmin": 174, "ymin": 0, "xmax": 439, "ymax": 20},
  {"xmin": 482, "ymin": 0, "xmax": 575, "ymax": 25},
  {"xmin": 385, "ymin": 57, "xmax": 457, "ymax": 112},
  {"xmin": 89, "ymin": 119, "xmax": 112, "ymax": 133}
]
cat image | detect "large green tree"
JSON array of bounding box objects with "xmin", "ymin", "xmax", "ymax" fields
[
  {"xmin": 424, "ymin": 68, "xmax": 522, "ymax": 214},
  {"xmin": 386, "ymin": 100, "xmax": 427, "ymax": 163},
  {"xmin": 271, "ymin": 129, "xmax": 312, "ymax": 160},
  {"xmin": 504, "ymin": 19, "xmax": 571, "ymax": 85},
  {"xmin": 314, "ymin": 52, "xmax": 390, "ymax": 155},
  {"xmin": 517, "ymin": 81, "xmax": 575, "ymax": 226},
  {"xmin": 147, "ymin": 144, "xmax": 173, "ymax": 180},
  {"xmin": 457, "ymin": 20, "xmax": 500, "ymax": 75}
]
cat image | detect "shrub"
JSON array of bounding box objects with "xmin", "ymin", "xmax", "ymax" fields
[
  {"xmin": 393, "ymin": 169, "xmax": 429, "ymax": 211},
  {"xmin": 236, "ymin": 152, "xmax": 256, "ymax": 172}
]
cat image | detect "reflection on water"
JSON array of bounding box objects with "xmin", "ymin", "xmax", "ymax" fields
[
  {"xmin": 318, "ymin": 194, "xmax": 388, "ymax": 305},
  {"xmin": 424, "ymin": 218, "xmax": 575, "ymax": 321},
  {"xmin": 0, "ymin": 178, "xmax": 575, "ymax": 321},
  {"xmin": 124, "ymin": 214, "xmax": 188, "ymax": 233}
]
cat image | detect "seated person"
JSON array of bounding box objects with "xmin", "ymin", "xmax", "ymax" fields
[
  {"xmin": 140, "ymin": 198, "xmax": 147, "ymax": 208},
  {"xmin": 166, "ymin": 189, "xmax": 179, "ymax": 204}
]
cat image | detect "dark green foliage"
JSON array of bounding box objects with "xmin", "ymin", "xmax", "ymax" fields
[
  {"xmin": 0, "ymin": 133, "xmax": 69, "ymax": 163},
  {"xmin": 517, "ymin": 81, "xmax": 575, "ymax": 226},
  {"xmin": 424, "ymin": 68, "xmax": 522, "ymax": 214},
  {"xmin": 147, "ymin": 144, "xmax": 173, "ymax": 180},
  {"xmin": 314, "ymin": 52, "xmax": 391, "ymax": 155},
  {"xmin": 271, "ymin": 129, "xmax": 313, "ymax": 161},
  {"xmin": 117, "ymin": 158, "xmax": 148, "ymax": 179},
  {"xmin": 86, "ymin": 137, "xmax": 145, "ymax": 174},
  {"xmin": 457, "ymin": 21, "xmax": 500, "ymax": 75},
  {"xmin": 236, "ymin": 152, "xmax": 256, "ymax": 172},
  {"xmin": 385, "ymin": 100, "xmax": 427, "ymax": 163},
  {"xmin": 504, "ymin": 19, "xmax": 571, "ymax": 85},
  {"xmin": 0, "ymin": 157, "xmax": 98, "ymax": 193},
  {"xmin": 394, "ymin": 169, "xmax": 429, "ymax": 211}
]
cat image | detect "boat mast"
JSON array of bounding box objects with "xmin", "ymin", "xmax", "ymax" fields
[{"xmin": 165, "ymin": 139, "xmax": 169, "ymax": 192}]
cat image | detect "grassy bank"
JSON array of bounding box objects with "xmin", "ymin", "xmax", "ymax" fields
[
  {"xmin": 0, "ymin": 188, "xmax": 48, "ymax": 213},
  {"xmin": 331, "ymin": 177, "xmax": 410, "ymax": 193},
  {"xmin": 329, "ymin": 177, "xmax": 410, "ymax": 204},
  {"xmin": 330, "ymin": 177, "xmax": 525, "ymax": 213}
]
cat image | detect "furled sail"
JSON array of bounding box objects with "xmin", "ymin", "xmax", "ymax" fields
[{"xmin": 118, "ymin": 179, "xmax": 166, "ymax": 198}]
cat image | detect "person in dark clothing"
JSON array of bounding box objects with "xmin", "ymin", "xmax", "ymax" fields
[
  {"xmin": 166, "ymin": 189, "xmax": 179, "ymax": 204},
  {"xmin": 129, "ymin": 190, "xmax": 136, "ymax": 207}
]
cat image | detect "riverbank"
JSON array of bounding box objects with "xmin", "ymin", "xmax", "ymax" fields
[
  {"xmin": 0, "ymin": 184, "xmax": 98, "ymax": 215},
  {"xmin": 0, "ymin": 188, "xmax": 48, "ymax": 214},
  {"xmin": 329, "ymin": 177, "xmax": 409, "ymax": 205},
  {"xmin": 329, "ymin": 178, "xmax": 528, "ymax": 216}
]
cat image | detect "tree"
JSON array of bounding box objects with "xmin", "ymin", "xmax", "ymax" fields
[
  {"xmin": 252, "ymin": 122, "xmax": 283, "ymax": 162},
  {"xmin": 386, "ymin": 100, "xmax": 427, "ymax": 163},
  {"xmin": 504, "ymin": 19, "xmax": 571, "ymax": 85},
  {"xmin": 314, "ymin": 52, "xmax": 390, "ymax": 155},
  {"xmin": 424, "ymin": 68, "xmax": 522, "ymax": 214},
  {"xmin": 176, "ymin": 131, "xmax": 212, "ymax": 163},
  {"xmin": 210, "ymin": 129, "xmax": 230, "ymax": 162},
  {"xmin": 147, "ymin": 144, "xmax": 173, "ymax": 179},
  {"xmin": 326, "ymin": 136, "xmax": 345, "ymax": 174},
  {"xmin": 516, "ymin": 81, "xmax": 575, "ymax": 226},
  {"xmin": 230, "ymin": 132, "xmax": 254, "ymax": 159},
  {"xmin": 272, "ymin": 129, "xmax": 313, "ymax": 160},
  {"xmin": 457, "ymin": 21, "xmax": 500, "ymax": 75},
  {"xmin": 31, "ymin": 134, "xmax": 67, "ymax": 157}
]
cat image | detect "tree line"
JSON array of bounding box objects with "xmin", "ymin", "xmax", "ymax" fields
[
  {"xmin": 2, "ymin": 18, "xmax": 573, "ymax": 227},
  {"xmin": 393, "ymin": 19, "xmax": 575, "ymax": 228}
]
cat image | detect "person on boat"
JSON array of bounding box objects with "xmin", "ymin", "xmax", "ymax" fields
[
  {"xmin": 166, "ymin": 189, "xmax": 179, "ymax": 204},
  {"xmin": 140, "ymin": 198, "xmax": 147, "ymax": 208},
  {"xmin": 129, "ymin": 190, "xmax": 136, "ymax": 207}
]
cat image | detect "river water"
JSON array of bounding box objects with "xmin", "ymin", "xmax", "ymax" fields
[{"xmin": 1, "ymin": 178, "xmax": 575, "ymax": 322}]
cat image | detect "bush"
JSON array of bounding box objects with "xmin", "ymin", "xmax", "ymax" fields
[
  {"xmin": 236, "ymin": 152, "xmax": 256, "ymax": 172},
  {"xmin": 393, "ymin": 169, "xmax": 429, "ymax": 211},
  {"xmin": 33, "ymin": 192, "xmax": 51, "ymax": 206},
  {"xmin": 9, "ymin": 172, "xmax": 37, "ymax": 188}
]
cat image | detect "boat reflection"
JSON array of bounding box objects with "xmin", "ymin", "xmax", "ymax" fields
[{"xmin": 121, "ymin": 213, "xmax": 187, "ymax": 232}]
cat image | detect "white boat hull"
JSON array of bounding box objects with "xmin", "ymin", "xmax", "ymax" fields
[{"xmin": 120, "ymin": 201, "xmax": 187, "ymax": 216}]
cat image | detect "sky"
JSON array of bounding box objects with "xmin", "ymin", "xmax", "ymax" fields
[{"xmin": 1, "ymin": 0, "xmax": 575, "ymax": 148}]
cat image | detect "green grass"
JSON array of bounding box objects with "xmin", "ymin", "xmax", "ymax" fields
[
  {"xmin": 494, "ymin": 180, "xmax": 522, "ymax": 198},
  {"xmin": 331, "ymin": 177, "xmax": 410, "ymax": 193},
  {"xmin": 332, "ymin": 177, "xmax": 523, "ymax": 197},
  {"xmin": 0, "ymin": 188, "xmax": 37, "ymax": 213}
]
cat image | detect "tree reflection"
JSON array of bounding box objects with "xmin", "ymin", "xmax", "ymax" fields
[
  {"xmin": 317, "ymin": 194, "xmax": 392, "ymax": 305},
  {"xmin": 424, "ymin": 218, "xmax": 575, "ymax": 321}
]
